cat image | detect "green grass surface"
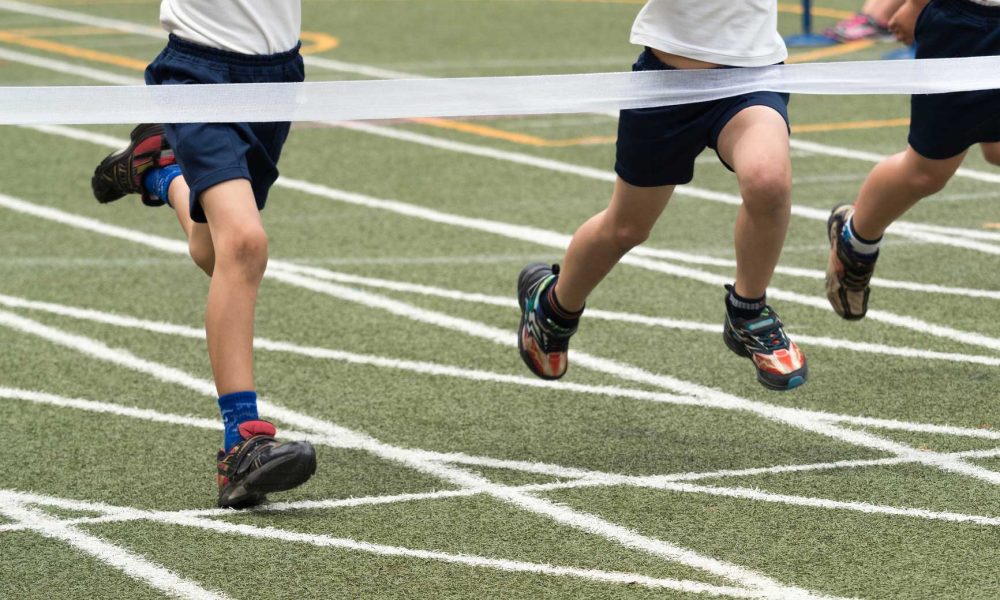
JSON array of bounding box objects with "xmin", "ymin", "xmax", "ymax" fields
[{"xmin": 1, "ymin": 1, "xmax": 998, "ymax": 599}]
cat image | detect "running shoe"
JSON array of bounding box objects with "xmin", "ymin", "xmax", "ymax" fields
[
  {"xmin": 91, "ymin": 123, "xmax": 175, "ymax": 207},
  {"xmin": 723, "ymin": 287, "xmax": 808, "ymax": 391},
  {"xmin": 826, "ymin": 204, "xmax": 877, "ymax": 320},
  {"xmin": 216, "ymin": 420, "xmax": 317, "ymax": 509},
  {"xmin": 517, "ymin": 263, "xmax": 576, "ymax": 380},
  {"xmin": 823, "ymin": 13, "xmax": 892, "ymax": 42}
]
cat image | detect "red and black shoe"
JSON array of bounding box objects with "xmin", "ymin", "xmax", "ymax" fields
[
  {"xmin": 216, "ymin": 420, "xmax": 317, "ymax": 509},
  {"xmin": 722, "ymin": 287, "xmax": 808, "ymax": 391},
  {"xmin": 91, "ymin": 123, "xmax": 175, "ymax": 207}
]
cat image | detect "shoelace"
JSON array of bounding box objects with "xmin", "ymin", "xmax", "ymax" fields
[{"xmin": 743, "ymin": 313, "xmax": 790, "ymax": 352}]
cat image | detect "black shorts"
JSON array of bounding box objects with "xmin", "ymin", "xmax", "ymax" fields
[
  {"xmin": 145, "ymin": 35, "xmax": 305, "ymax": 223},
  {"xmin": 909, "ymin": 0, "xmax": 1000, "ymax": 160},
  {"xmin": 615, "ymin": 48, "xmax": 790, "ymax": 187}
]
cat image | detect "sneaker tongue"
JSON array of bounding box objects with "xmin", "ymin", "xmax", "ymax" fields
[{"xmin": 238, "ymin": 420, "xmax": 276, "ymax": 440}]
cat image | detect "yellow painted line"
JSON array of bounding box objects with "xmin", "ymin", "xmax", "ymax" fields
[
  {"xmin": 498, "ymin": 0, "xmax": 855, "ymax": 20},
  {"xmin": 4, "ymin": 26, "xmax": 115, "ymax": 38},
  {"xmin": 793, "ymin": 117, "xmax": 909, "ymax": 134},
  {"xmin": 411, "ymin": 117, "xmax": 559, "ymax": 146},
  {"xmin": 299, "ymin": 31, "xmax": 340, "ymax": 55},
  {"xmin": 788, "ymin": 39, "xmax": 874, "ymax": 64},
  {"xmin": 0, "ymin": 30, "xmax": 148, "ymax": 70}
]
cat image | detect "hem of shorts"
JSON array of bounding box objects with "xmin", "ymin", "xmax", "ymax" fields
[
  {"xmin": 629, "ymin": 34, "xmax": 788, "ymax": 67},
  {"xmin": 907, "ymin": 134, "xmax": 970, "ymax": 161},
  {"xmin": 615, "ymin": 165, "xmax": 692, "ymax": 187}
]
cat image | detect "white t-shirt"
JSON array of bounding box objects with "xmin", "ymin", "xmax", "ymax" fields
[
  {"xmin": 969, "ymin": 0, "xmax": 1000, "ymax": 6},
  {"xmin": 630, "ymin": 0, "xmax": 787, "ymax": 67},
  {"xmin": 160, "ymin": 0, "xmax": 300, "ymax": 55}
]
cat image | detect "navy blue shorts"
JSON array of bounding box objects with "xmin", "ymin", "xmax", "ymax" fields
[
  {"xmin": 145, "ymin": 35, "xmax": 305, "ymax": 223},
  {"xmin": 615, "ymin": 48, "xmax": 790, "ymax": 187},
  {"xmin": 910, "ymin": 0, "xmax": 1000, "ymax": 159}
]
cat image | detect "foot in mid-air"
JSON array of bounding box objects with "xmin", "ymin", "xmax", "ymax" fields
[
  {"xmin": 216, "ymin": 420, "xmax": 317, "ymax": 509},
  {"xmin": 826, "ymin": 204, "xmax": 879, "ymax": 320},
  {"xmin": 517, "ymin": 263, "xmax": 578, "ymax": 380},
  {"xmin": 91, "ymin": 123, "xmax": 176, "ymax": 207},
  {"xmin": 723, "ymin": 285, "xmax": 807, "ymax": 391}
]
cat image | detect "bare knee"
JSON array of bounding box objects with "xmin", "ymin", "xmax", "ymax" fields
[
  {"xmin": 982, "ymin": 143, "xmax": 1000, "ymax": 167},
  {"xmin": 217, "ymin": 227, "xmax": 268, "ymax": 282},
  {"xmin": 606, "ymin": 220, "xmax": 654, "ymax": 251},
  {"xmin": 739, "ymin": 163, "xmax": 791, "ymax": 215},
  {"xmin": 907, "ymin": 168, "xmax": 950, "ymax": 197}
]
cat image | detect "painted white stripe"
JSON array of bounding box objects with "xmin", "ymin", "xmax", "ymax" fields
[
  {"xmin": 0, "ymin": 314, "xmax": 821, "ymax": 597},
  {"xmin": 790, "ymin": 139, "xmax": 1000, "ymax": 185},
  {"xmin": 0, "ymin": 184, "xmax": 996, "ymax": 488},
  {"xmin": 5, "ymin": 291, "xmax": 1000, "ymax": 443},
  {"xmin": 0, "ymin": 491, "xmax": 769, "ymax": 600},
  {"xmin": 334, "ymin": 120, "xmax": 1000, "ymax": 256},
  {"xmin": 270, "ymin": 264, "xmax": 1000, "ymax": 365},
  {"xmin": 265, "ymin": 179, "xmax": 1000, "ymax": 354},
  {"xmin": 5, "ymin": 387, "xmax": 1000, "ymax": 537},
  {"xmin": 6, "ymin": 385, "xmax": 999, "ymax": 495},
  {"xmin": 0, "ymin": 496, "xmax": 232, "ymax": 600},
  {"xmin": 0, "ymin": 47, "xmax": 140, "ymax": 86}
]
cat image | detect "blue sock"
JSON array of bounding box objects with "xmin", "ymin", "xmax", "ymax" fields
[
  {"xmin": 218, "ymin": 391, "xmax": 259, "ymax": 451},
  {"xmin": 142, "ymin": 164, "xmax": 181, "ymax": 207}
]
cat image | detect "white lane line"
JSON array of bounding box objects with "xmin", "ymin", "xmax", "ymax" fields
[
  {"xmin": 333, "ymin": 120, "xmax": 1000, "ymax": 255},
  {"xmin": 6, "ymin": 387, "xmax": 999, "ymax": 535},
  {"xmin": 0, "ymin": 314, "xmax": 823, "ymax": 598},
  {"xmin": 0, "ymin": 495, "xmax": 232, "ymax": 600},
  {"xmin": 0, "ymin": 186, "xmax": 997, "ymax": 488},
  {"xmin": 6, "ymin": 291, "xmax": 1000, "ymax": 442},
  {"xmin": 0, "ymin": 491, "xmax": 768, "ymax": 600},
  {"xmin": 790, "ymin": 139, "xmax": 1000, "ymax": 185},
  {"xmin": 271, "ymin": 264, "xmax": 1000, "ymax": 365},
  {"xmin": 264, "ymin": 180, "xmax": 1000, "ymax": 354},
  {"xmin": 7, "ymin": 270, "xmax": 1000, "ymax": 371},
  {"xmin": 5, "ymin": 385, "xmax": 1000, "ymax": 493}
]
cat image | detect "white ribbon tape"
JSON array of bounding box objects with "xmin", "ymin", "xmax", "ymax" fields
[{"xmin": 1, "ymin": 56, "xmax": 999, "ymax": 125}]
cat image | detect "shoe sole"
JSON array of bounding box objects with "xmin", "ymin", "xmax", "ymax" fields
[
  {"xmin": 91, "ymin": 123, "xmax": 164, "ymax": 204},
  {"xmin": 517, "ymin": 263, "xmax": 564, "ymax": 381},
  {"xmin": 826, "ymin": 204, "xmax": 869, "ymax": 321},
  {"xmin": 218, "ymin": 442, "xmax": 317, "ymax": 509},
  {"xmin": 722, "ymin": 327, "xmax": 807, "ymax": 392}
]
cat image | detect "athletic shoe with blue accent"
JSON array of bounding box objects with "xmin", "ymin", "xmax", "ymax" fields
[
  {"xmin": 517, "ymin": 263, "xmax": 576, "ymax": 380},
  {"xmin": 91, "ymin": 123, "xmax": 175, "ymax": 207},
  {"xmin": 723, "ymin": 287, "xmax": 808, "ymax": 391},
  {"xmin": 216, "ymin": 420, "xmax": 317, "ymax": 508},
  {"xmin": 826, "ymin": 204, "xmax": 877, "ymax": 320}
]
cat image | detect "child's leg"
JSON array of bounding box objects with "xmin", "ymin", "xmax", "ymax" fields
[
  {"xmin": 980, "ymin": 142, "xmax": 1000, "ymax": 167},
  {"xmin": 850, "ymin": 146, "xmax": 965, "ymax": 240},
  {"xmin": 715, "ymin": 106, "xmax": 792, "ymax": 299},
  {"xmin": 197, "ymin": 178, "xmax": 267, "ymax": 397},
  {"xmin": 163, "ymin": 176, "xmax": 215, "ymax": 276},
  {"xmin": 554, "ymin": 179, "xmax": 674, "ymax": 311}
]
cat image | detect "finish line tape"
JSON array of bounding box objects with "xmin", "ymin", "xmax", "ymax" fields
[{"xmin": 1, "ymin": 55, "xmax": 999, "ymax": 125}]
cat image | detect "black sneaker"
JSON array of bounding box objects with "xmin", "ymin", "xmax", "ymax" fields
[
  {"xmin": 517, "ymin": 263, "xmax": 576, "ymax": 380},
  {"xmin": 91, "ymin": 123, "xmax": 175, "ymax": 207},
  {"xmin": 216, "ymin": 420, "xmax": 317, "ymax": 508},
  {"xmin": 723, "ymin": 287, "xmax": 808, "ymax": 391},
  {"xmin": 826, "ymin": 204, "xmax": 877, "ymax": 320}
]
